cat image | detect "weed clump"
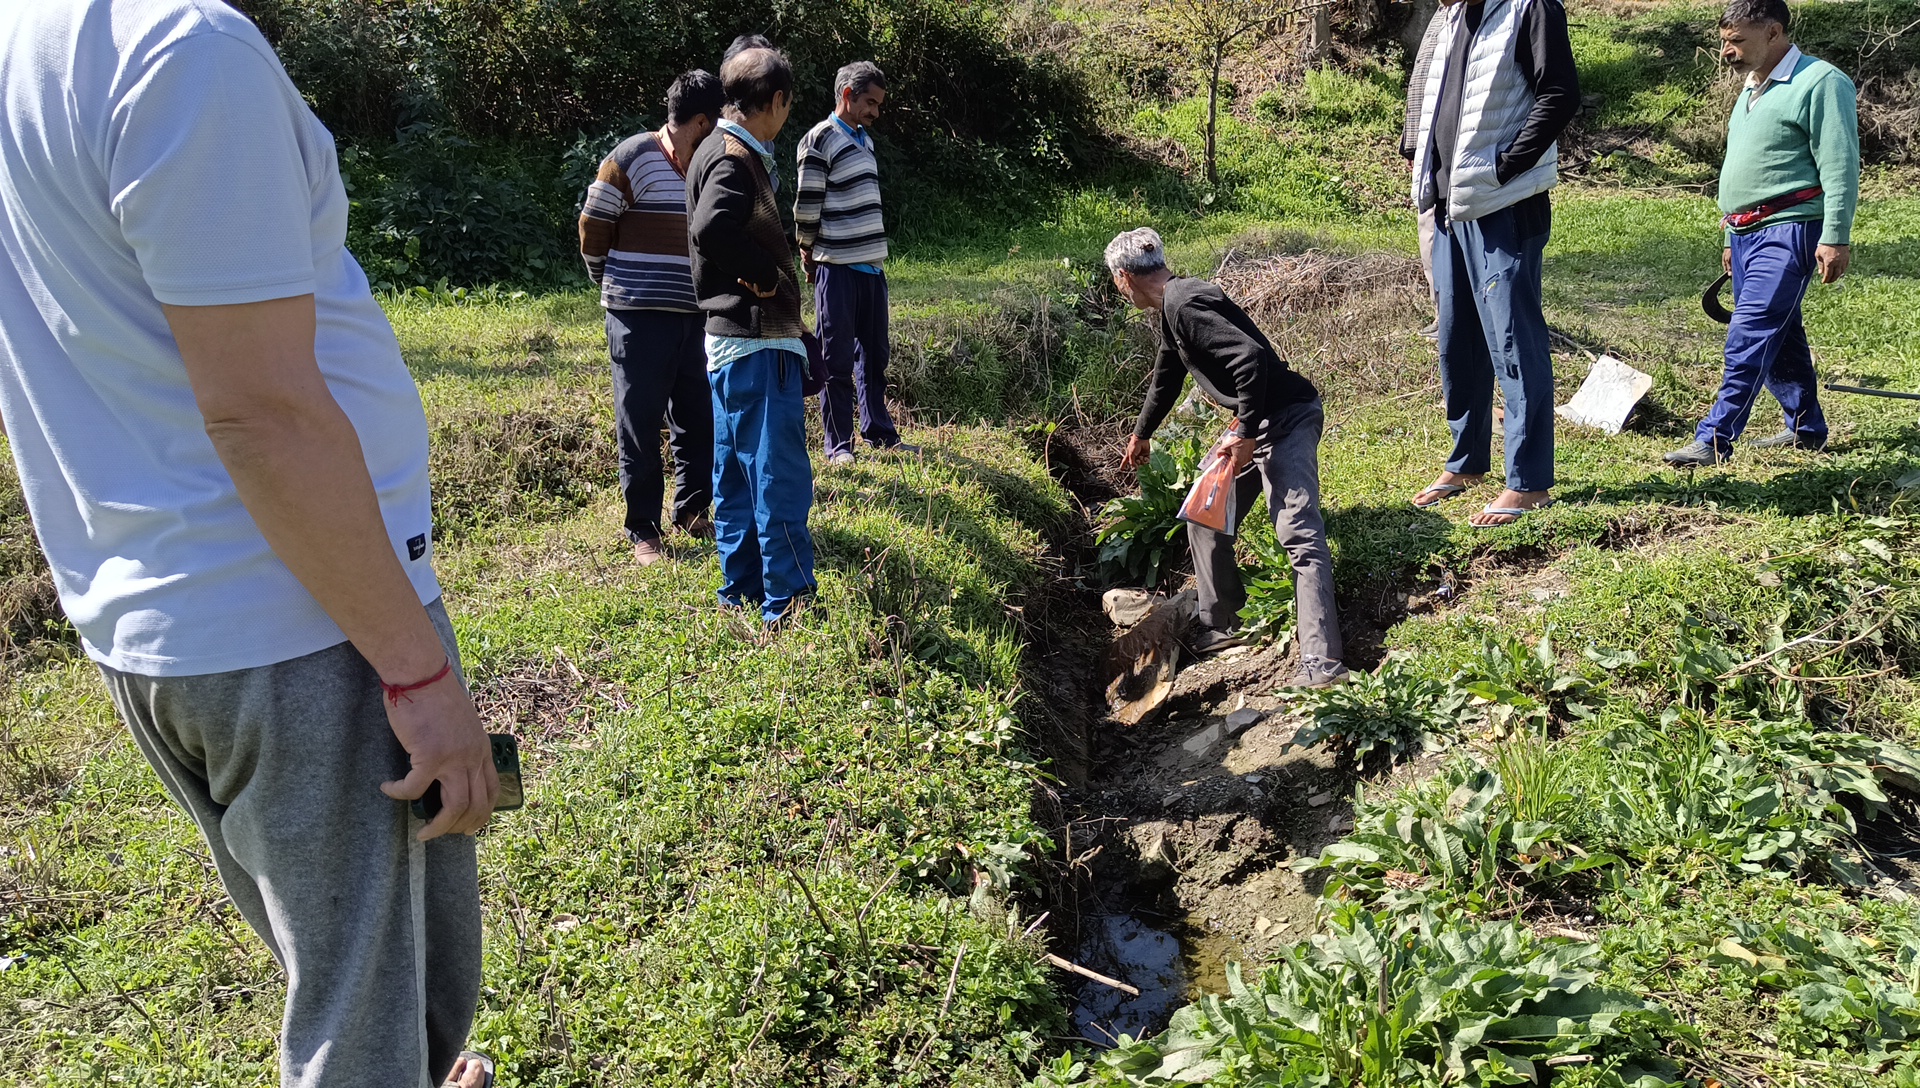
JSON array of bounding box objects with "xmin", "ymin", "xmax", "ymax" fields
[
  {"xmin": 0, "ymin": 453, "xmax": 68, "ymax": 656},
  {"xmin": 427, "ymin": 398, "xmax": 613, "ymax": 540}
]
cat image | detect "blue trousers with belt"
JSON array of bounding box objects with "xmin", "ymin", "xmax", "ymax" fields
[
  {"xmin": 709, "ymin": 348, "xmax": 816, "ymax": 622},
  {"xmin": 1433, "ymin": 202, "xmax": 1556, "ymax": 493},
  {"xmin": 815, "ymin": 263, "xmax": 900, "ymax": 456},
  {"xmin": 1697, "ymin": 220, "xmax": 1827, "ymax": 453}
]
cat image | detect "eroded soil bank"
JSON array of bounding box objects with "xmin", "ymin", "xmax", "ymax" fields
[{"xmin": 1023, "ymin": 423, "xmax": 1437, "ymax": 1046}]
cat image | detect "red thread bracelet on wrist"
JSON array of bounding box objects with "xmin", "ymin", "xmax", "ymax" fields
[{"xmin": 382, "ymin": 659, "xmax": 452, "ymax": 705}]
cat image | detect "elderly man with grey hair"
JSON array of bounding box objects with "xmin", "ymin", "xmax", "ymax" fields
[
  {"xmin": 795, "ymin": 60, "xmax": 915, "ymax": 463},
  {"xmin": 1106, "ymin": 228, "xmax": 1348, "ymax": 688}
]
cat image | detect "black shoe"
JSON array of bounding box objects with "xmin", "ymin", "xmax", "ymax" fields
[
  {"xmin": 876, "ymin": 440, "xmax": 922, "ymax": 456},
  {"xmin": 1187, "ymin": 626, "xmax": 1246, "ymax": 657},
  {"xmin": 1662, "ymin": 440, "xmax": 1724, "ymax": 467},
  {"xmin": 1749, "ymin": 430, "xmax": 1827, "ymax": 451}
]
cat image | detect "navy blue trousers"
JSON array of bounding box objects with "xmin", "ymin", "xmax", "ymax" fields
[
  {"xmin": 1697, "ymin": 220, "xmax": 1828, "ymax": 453},
  {"xmin": 815, "ymin": 263, "xmax": 899, "ymax": 456},
  {"xmin": 710, "ymin": 348, "xmax": 817, "ymax": 622},
  {"xmin": 606, "ymin": 308, "xmax": 713, "ymax": 541},
  {"xmin": 1433, "ymin": 202, "xmax": 1556, "ymax": 493}
]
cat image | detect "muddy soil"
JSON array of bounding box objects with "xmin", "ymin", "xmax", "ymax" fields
[{"xmin": 1026, "ymin": 422, "xmax": 1438, "ymax": 1046}]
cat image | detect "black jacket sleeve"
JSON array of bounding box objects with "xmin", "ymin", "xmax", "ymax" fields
[
  {"xmin": 1133, "ymin": 313, "xmax": 1188, "ymax": 440},
  {"xmin": 1496, "ymin": 0, "xmax": 1580, "ymax": 184},
  {"xmin": 689, "ymin": 154, "xmax": 782, "ymax": 293}
]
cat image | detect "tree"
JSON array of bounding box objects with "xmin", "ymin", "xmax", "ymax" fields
[{"xmin": 1152, "ymin": 0, "xmax": 1328, "ymax": 187}]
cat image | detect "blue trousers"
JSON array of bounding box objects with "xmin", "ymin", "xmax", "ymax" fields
[
  {"xmin": 815, "ymin": 263, "xmax": 899, "ymax": 456},
  {"xmin": 709, "ymin": 348, "xmax": 817, "ymax": 622},
  {"xmin": 606, "ymin": 309, "xmax": 713, "ymax": 542},
  {"xmin": 1697, "ymin": 220, "xmax": 1827, "ymax": 453},
  {"xmin": 1433, "ymin": 203, "xmax": 1556, "ymax": 493}
]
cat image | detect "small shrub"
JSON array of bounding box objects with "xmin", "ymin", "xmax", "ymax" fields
[
  {"xmin": 1452, "ymin": 628, "xmax": 1597, "ymax": 736},
  {"xmin": 1302, "ymin": 759, "xmax": 1618, "ymax": 917},
  {"xmin": 1055, "ymin": 906, "xmax": 1679, "ymax": 1088},
  {"xmin": 1284, "ymin": 654, "xmax": 1470, "ymax": 765},
  {"xmin": 1235, "ymin": 528, "xmax": 1296, "ymax": 645},
  {"xmin": 1093, "ymin": 412, "xmax": 1208, "ymax": 587}
]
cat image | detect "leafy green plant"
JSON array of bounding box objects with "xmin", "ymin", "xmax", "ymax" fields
[
  {"xmin": 1709, "ymin": 916, "xmax": 1920, "ymax": 1069},
  {"xmin": 1094, "ymin": 422, "xmax": 1206, "ymax": 587},
  {"xmin": 1302, "ymin": 760, "xmax": 1617, "ymax": 917},
  {"xmin": 1284, "ymin": 655, "xmax": 1470, "ymax": 765},
  {"xmin": 1067, "ymin": 907, "xmax": 1679, "ymax": 1087},
  {"xmin": 1235, "ymin": 529, "xmax": 1296, "ymax": 645},
  {"xmin": 1583, "ymin": 707, "xmax": 1882, "ymax": 885},
  {"xmin": 1453, "ymin": 629, "xmax": 1596, "ymax": 736}
]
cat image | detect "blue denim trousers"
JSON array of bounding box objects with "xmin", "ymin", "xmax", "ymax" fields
[
  {"xmin": 1697, "ymin": 220, "xmax": 1828, "ymax": 453},
  {"xmin": 709, "ymin": 347, "xmax": 817, "ymax": 621},
  {"xmin": 1433, "ymin": 203, "xmax": 1556, "ymax": 493},
  {"xmin": 815, "ymin": 263, "xmax": 900, "ymax": 456}
]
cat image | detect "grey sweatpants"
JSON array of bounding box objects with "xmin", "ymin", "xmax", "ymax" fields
[
  {"xmin": 99, "ymin": 600, "xmax": 481, "ymax": 1088},
  {"xmin": 1189, "ymin": 399, "xmax": 1344, "ymax": 664}
]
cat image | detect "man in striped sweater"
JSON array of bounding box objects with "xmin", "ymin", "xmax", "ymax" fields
[
  {"xmin": 794, "ymin": 61, "xmax": 916, "ymax": 464},
  {"xmin": 579, "ymin": 70, "xmax": 723, "ymax": 565}
]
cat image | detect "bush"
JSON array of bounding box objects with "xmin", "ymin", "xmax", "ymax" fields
[
  {"xmin": 233, "ymin": 0, "xmax": 1112, "ymax": 283},
  {"xmin": 1048, "ymin": 907, "xmax": 1679, "ymax": 1088}
]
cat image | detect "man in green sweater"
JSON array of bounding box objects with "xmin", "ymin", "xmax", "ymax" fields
[{"xmin": 1665, "ymin": 0, "xmax": 1859, "ymax": 467}]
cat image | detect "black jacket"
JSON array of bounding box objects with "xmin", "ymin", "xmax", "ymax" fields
[
  {"xmin": 686, "ymin": 129, "xmax": 805, "ymax": 339},
  {"xmin": 1133, "ymin": 277, "xmax": 1318, "ymax": 440}
]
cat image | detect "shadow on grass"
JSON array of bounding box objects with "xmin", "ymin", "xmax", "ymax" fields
[
  {"xmin": 1327, "ymin": 501, "xmax": 1457, "ymax": 589},
  {"xmin": 1566, "ymin": 433, "xmax": 1920, "ymax": 516}
]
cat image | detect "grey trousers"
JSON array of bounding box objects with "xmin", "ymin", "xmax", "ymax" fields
[
  {"xmin": 98, "ymin": 600, "xmax": 481, "ymax": 1088},
  {"xmin": 1189, "ymin": 399, "xmax": 1344, "ymax": 664}
]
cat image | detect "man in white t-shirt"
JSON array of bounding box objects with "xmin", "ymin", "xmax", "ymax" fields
[{"xmin": 0, "ymin": 2, "xmax": 496, "ymax": 1085}]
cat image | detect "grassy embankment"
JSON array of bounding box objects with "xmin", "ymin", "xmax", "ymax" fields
[
  {"xmin": 0, "ymin": 296, "xmax": 1082, "ymax": 1084},
  {"xmin": 6, "ymin": 0, "xmax": 1920, "ymax": 1084}
]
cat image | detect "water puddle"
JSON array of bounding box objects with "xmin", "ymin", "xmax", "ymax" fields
[{"xmin": 1069, "ymin": 914, "xmax": 1244, "ymax": 1044}]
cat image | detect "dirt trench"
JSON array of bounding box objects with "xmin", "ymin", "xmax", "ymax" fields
[{"xmin": 1020, "ymin": 423, "xmax": 1436, "ymax": 1046}]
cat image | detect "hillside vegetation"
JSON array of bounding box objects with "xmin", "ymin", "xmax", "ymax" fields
[{"xmin": 4, "ymin": 1, "xmax": 1920, "ymax": 1086}]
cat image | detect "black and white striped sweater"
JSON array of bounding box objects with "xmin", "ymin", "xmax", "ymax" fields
[{"xmin": 792, "ymin": 117, "xmax": 888, "ymax": 266}]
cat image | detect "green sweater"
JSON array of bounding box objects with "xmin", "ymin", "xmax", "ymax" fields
[{"xmin": 1719, "ymin": 52, "xmax": 1860, "ymax": 245}]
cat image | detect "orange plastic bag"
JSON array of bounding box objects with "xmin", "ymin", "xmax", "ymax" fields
[{"xmin": 1179, "ymin": 433, "xmax": 1241, "ymax": 536}]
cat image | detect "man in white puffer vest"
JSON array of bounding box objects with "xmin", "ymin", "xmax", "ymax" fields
[{"xmin": 1406, "ymin": 0, "xmax": 1579, "ymax": 527}]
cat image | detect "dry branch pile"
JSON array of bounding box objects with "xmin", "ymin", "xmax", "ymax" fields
[{"xmin": 1214, "ymin": 248, "xmax": 1427, "ymax": 322}]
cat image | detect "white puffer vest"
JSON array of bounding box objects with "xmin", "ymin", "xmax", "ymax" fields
[{"xmin": 1410, "ymin": 0, "xmax": 1559, "ymax": 223}]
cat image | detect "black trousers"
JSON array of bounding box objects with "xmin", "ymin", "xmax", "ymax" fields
[{"xmin": 606, "ymin": 308, "xmax": 713, "ymax": 541}]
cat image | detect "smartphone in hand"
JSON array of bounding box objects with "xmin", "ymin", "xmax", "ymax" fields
[{"xmin": 411, "ymin": 733, "xmax": 524, "ymax": 821}]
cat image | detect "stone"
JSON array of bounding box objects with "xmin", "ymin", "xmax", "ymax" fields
[
  {"xmin": 1242, "ymin": 774, "xmax": 1264, "ymax": 785},
  {"xmin": 1225, "ymin": 708, "xmax": 1265, "ymax": 735},
  {"xmin": 1248, "ymin": 787, "xmax": 1263, "ymax": 799},
  {"xmin": 1102, "ymin": 588, "xmax": 1159, "ymax": 627},
  {"xmin": 1146, "ymin": 832, "xmax": 1180, "ymax": 869},
  {"xmin": 1327, "ymin": 815, "xmax": 1354, "ymax": 833},
  {"xmin": 1181, "ymin": 722, "xmax": 1227, "ymax": 756},
  {"xmin": 1307, "ymin": 792, "xmax": 1334, "ymax": 807}
]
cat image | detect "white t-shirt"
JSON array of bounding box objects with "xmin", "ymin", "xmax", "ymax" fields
[{"xmin": 0, "ymin": 0, "xmax": 439, "ymax": 676}]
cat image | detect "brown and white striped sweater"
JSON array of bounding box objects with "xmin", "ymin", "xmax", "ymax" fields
[{"xmin": 578, "ymin": 131, "xmax": 697, "ymax": 311}]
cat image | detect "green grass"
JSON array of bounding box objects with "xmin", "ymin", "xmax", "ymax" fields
[{"xmin": 0, "ymin": 295, "xmax": 1081, "ymax": 1085}]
